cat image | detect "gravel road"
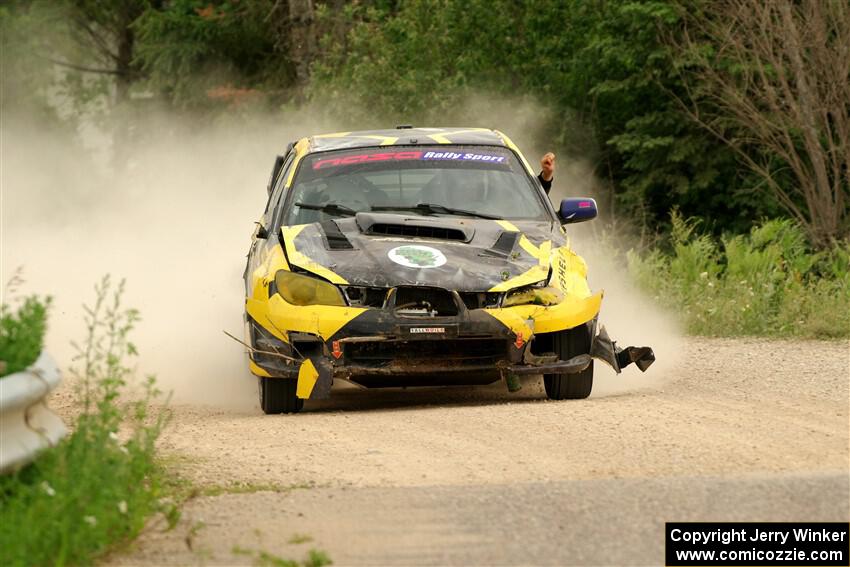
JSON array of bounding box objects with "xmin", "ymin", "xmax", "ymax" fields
[{"xmin": 110, "ymin": 337, "xmax": 849, "ymax": 566}]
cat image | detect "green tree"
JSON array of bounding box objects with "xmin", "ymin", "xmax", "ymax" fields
[
  {"xmin": 673, "ymin": 0, "xmax": 850, "ymax": 246},
  {"xmin": 310, "ymin": 0, "xmax": 777, "ymax": 234},
  {"xmin": 133, "ymin": 0, "xmax": 294, "ymax": 108}
]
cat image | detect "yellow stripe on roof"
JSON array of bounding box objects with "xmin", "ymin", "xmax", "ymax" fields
[
  {"xmin": 314, "ymin": 132, "xmax": 352, "ymax": 138},
  {"xmin": 493, "ymin": 130, "xmax": 535, "ymax": 176},
  {"xmin": 315, "ymin": 133, "xmax": 398, "ymax": 145},
  {"xmin": 428, "ymin": 133, "xmax": 452, "ymax": 144},
  {"xmin": 427, "ymin": 128, "xmax": 492, "ymax": 145},
  {"xmin": 358, "ymin": 135, "xmax": 398, "ymax": 145},
  {"xmin": 285, "ymin": 138, "xmax": 311, "ymax": 188}
]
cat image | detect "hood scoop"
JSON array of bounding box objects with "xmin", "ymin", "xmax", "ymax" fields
[{"xmin": 355, "ymin": 212, "xmax": 474, "ymax": 242}]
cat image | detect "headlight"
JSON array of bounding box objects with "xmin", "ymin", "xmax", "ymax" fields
[
  {"xmin": 274, "ymin": 270, "xmax": 346, "ymax": 306},
  {"xmin": 503, "ymin": 285, "xmax": 564, "ymax": 307}
]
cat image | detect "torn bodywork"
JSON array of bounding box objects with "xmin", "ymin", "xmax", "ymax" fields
[
  {"xmin": 243, "ymin": 312, "xmax": 653, "ymax": 400},
  {"xmin": 590, "ymin": 325, "xmax": 656, "ymax": 373}
]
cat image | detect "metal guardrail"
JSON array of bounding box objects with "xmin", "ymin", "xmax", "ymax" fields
[{"xmin": 0, "ymin": 352, "xmax": 68, "ymax": 474}]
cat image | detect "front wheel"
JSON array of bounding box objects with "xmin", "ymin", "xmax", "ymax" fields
[
  {"xmin": 543, "ymin": 325, "xmax": 594, "ymax": 400},
  {"xmin": 258, "ymin": 377, "xmax": 303, "ymax": 414}
]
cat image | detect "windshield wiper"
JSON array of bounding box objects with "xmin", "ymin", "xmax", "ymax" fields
[
  {"xmin": 372, "ymin": 203, "xmax": 501, "ymax": 220},
  {"xmin": 294, "ymin": 202, "xmax": 357, "ymax": 217}
]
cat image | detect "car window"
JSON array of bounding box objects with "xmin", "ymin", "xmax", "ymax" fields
[
  {"xmin": 263, "ymin": 152, "xmax": 295, "ymax": 228},
  {"xmin": 281, "ymin": 146, "xmax": 550, "ymax": 225}
]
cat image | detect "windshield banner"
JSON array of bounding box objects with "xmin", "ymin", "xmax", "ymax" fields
[{"xmin": 312, "ymin": 150, "xmax": 508, "ymax": 170}]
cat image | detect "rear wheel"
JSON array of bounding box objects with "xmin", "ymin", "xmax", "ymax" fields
[
  {"xmin": 258, "ymin": 377, "xmax": 303, "ymax": 414},
  {"xmin": 544, "ymin": 325, "xmax": 594, "ymax": 400}
]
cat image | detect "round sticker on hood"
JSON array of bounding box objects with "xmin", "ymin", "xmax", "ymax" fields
[{"xmin": 388, "ymin": 245, "xmax": 447, "ymax": 269}]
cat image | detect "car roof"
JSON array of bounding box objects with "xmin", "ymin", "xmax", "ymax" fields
[{"xmin": 301, "ymin": 127, "xmax": 509, "ymax": 153}]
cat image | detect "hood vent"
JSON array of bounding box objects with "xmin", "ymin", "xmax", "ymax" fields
[
  {"xmin": 368, "ymin": 223, "xmax": 466, "ymax": 241},
  {"xmin": 355, "ymin": 212, "xmax": 475, "ymax": 242},
  {"xmin": 484, "ymin": 231, "xmax": 520, "ymax": 257},
  {"xmin": 320, "ymin": 220, "xmax": 355, "ymax": 250}
]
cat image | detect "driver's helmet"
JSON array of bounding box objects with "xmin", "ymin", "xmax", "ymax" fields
[{"xmin": 320, "ymin": 176, "xmax": 369, "ymax": 212}]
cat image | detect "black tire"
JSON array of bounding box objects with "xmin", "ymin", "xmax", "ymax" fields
[
  {"xmin": 258, "ymin": 377, "xmax": 303, "ymax": 414},
  {"xmin": 544, "ymin": 325, "xmax": 594, "ymax": 400}
]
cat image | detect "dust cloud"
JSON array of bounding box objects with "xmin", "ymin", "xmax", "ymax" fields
[
  {"xmin": 1, "ymin": 96, "xmax": 681, "ymax": 410},
  {"xmin": 578, "ymin": 241, "xmax": 684, "ymax": 397},
  {"xmin": 544, "ymin": 150, "xmax": 685, "ymax": 396},
  {"xmin": 2, "ymin": 109, "xmax": 338, "ymax": 411}
]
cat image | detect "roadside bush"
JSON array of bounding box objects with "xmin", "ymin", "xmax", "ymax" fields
[
  {"xmin": 628, "ymin": 213, "xmax": 850, "ymax": 338},
  {"xmin": 0, "ymin": 276, "xmax": 170, "ymax": 566},
  {"xmin": 0, "ymin": 271, "xmax": 51, "ymax": 377}
]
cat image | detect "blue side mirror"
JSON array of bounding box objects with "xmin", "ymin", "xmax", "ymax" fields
[{"xmin": 558, "ymin": 198, "xmax": 598, "ymax": 224}]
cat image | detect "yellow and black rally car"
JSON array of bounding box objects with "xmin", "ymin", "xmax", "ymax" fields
[{"xmin": 244, "ymin": 127, "xmax": 654, "ymax": 413}]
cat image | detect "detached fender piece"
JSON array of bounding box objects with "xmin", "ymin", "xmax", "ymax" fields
[
  {"xmin": 590, "ymin": 325, "xmax": 655, "ymax": 373},
  {"xmin": 296, "ymin": 357, "xmax": 333, "ymax": 400}
]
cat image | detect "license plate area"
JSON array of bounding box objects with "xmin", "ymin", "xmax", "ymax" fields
[
  {"xmin": 397, "ymin": 324, "xmax": 459, "ymax": 338},
  {"xmin": 344, "ymin": 335, "xmax": 507, "ymax": 364}
]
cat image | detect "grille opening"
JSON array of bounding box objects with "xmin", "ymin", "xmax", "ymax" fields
[
  {"xmin": 343, "ymin": 286, "xmax": 387, "ymax": 307},
  {"xmin": 393, "ymin": 286, "xmax": 458, "ymax": 317},
  {"xmin": 529, "ymin": 332, "xmax": 556, "ymax": 356},
  {"xmin": 350, "ymin": 373, "xmax": 500, "ymax": 389},
  {"xmin": 458, "ymin": 291, "xmax": 503, "ymax": 310},
  {"xmin": 367, "ymin": 223, "xmax": 466, "ymax": 241},
  {"xmin": 292, "ymin": 340, "xmax": 322, "ymax": 358},
  {"xmin": 345, "ymin": 338, "xmax": 507, "ymax": 365}
]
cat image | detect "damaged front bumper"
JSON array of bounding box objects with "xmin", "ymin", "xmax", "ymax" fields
[{"xmin": 247, "ymin": 305, "xmax": 655, "ymax": 400}]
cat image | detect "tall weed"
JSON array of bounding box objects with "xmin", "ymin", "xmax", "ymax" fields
[
  {"xmin": 628, "ymin": 213, "xmax": 850, "ymax": 338},
  {"xmin": 0, "ymin": 276, "xmax": 171, "ymax": 566}
]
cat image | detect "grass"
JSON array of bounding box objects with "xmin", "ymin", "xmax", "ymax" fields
[
  {"xmin": 150, "ymin": 467, "xmax": 322, "ymax": 561},
  {"xmin": 199, "ymin": 480, "xmax": 317, "ymax": 498},
  {"xmin": 628, "ymin": 214, "xmax": 850, "ymax": 338},
  {"xmin": 232, "ymin": 545, "xmax": 332, "ymax": 567},
  {"xmin": 158, "ymin": 466, "xmax": 319, "ymax": 503},
  {"xmin": 0, "ymin": 276, "xmax": 170, "ymax": 566}
]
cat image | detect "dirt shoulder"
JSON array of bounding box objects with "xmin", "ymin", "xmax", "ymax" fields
[{"xmin": 110, "ymin": 337, "xmax": 849, "ymax": 565}]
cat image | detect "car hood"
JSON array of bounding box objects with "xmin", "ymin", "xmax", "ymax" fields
[{"xmin": 281, "ymin": 213, "xmax": 560, "ymax": 292}]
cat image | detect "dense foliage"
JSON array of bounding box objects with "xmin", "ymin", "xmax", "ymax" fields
[{"xmin": 629, "ymin": 214, "xmax": 850, "ymax": 338}]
